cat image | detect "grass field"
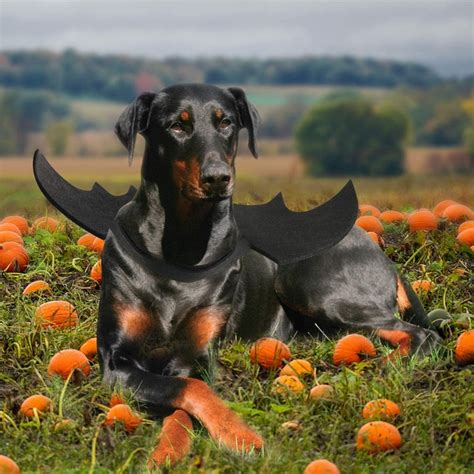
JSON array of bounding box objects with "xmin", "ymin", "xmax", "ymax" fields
[{"xmin": 0, "ymin": 168, "xmax": 473, "ymax": 473}]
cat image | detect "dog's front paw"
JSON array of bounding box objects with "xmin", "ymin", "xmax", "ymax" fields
[{"xmin": 175, "ymin": 378, "xmax": 263, "ymax": 453}]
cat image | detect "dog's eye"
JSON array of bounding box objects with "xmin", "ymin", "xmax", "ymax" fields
[
  {"xmin": 170, "ymin": 122, "xmax": 184, "ymax": 133},
  {"xmin": 219, "ymin": 118, "xmax": 232, "ymax": 130}
]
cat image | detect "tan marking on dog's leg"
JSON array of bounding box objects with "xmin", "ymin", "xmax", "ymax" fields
[
  {"xmin": 376, "ymin": 328, "xmax": 412, "ymax": 360},
  {"xmin": 148, "ymin": 409, "xmax": 193, "ymax": 468},
  {"xmin": 173, "ymin": 378, "xmax": 263, "ymax": 453},
  {"xmin": 396, "ymin": 277, "xmax": 412, "ymax": 314}
]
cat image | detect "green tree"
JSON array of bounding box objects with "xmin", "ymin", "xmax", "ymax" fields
[
  {"xmin": 294, "ymin": 98, "xmax": 409, "ymax": 176},
  {"xmin": 46, "ymin": 120, "xmax": 74, "ymax": 156}
]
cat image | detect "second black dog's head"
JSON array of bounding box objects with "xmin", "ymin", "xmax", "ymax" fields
[{"xmin": 115, "ymin": 84, "xmax": 260, "ymax": 201}]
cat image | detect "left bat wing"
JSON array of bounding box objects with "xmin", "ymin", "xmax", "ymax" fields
[
  {"xmin": 33, "ymin": 150, "xmax": 137, "ymax": 239},
  {"xmin": 233, "ymin": 180, "xmax": 358, "ymax": 265}
]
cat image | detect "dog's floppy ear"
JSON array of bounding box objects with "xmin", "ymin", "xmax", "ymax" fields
[
  {"xmin": 115, "ymin": 92, "xmax": 156, "ymax": 165},
  {"xmin": 227, "ymin": 87, "xmax": 260, "ymax": 159}
]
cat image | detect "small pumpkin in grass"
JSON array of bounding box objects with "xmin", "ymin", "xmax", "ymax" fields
[
  {"xmin": 90, "ymin": 260, "xmax": 102, "ymax": 283},
  {"xmin": 309, "ymin": 384, "xmax": 334, "ymax": 400},
  {"xmin": 109, "ymin": 393, "xmax": 125, "ymax": 408},
  {"xmin": 458, "ymin": 220, "xmax": 474, "ymax": 234},
  {"xmin": 272, "ymin": 375, "xmax": 305, "ymax": 394},
  {"xmin": 457, "ymin": 228, "xmax": 474, "ymax": 246},
  {"xmin": 0, "ymin": 455, "xmax": 20, "ymax": 474},
  {"xmin": 454, "ymin": 330, "xmax": 474, "ymax": 366},
  {"xmin": 362, "ymin": 399, "xmax": 400, "ymax": 419},
  {"xmin": 355, "ymin": 216, "xmax": 384, "ymax": 235},
  {"xmin": 411, "ymin": 279, "xmax": 435, "ymax": 293},
  {"xmin": 367, "ymin": 231, "xmax": 384, "ymax": 246},
  {"xmin": 0, "ymin": 242, "xmax": 29, "ymax": 272},
  {"xmin": 433, "ymin": 199, "xmax": 458, "ymax": 217},
  {"xmin": 77, "ymin": 233, "xmax": 105, "ymax": 253},
  {"xmin": 104, "ymin": 404, "xmax": 142, "ymax": 433},
  {"xmin": 0, "ymin": 223, "xmax": 22, "ymax": 235},
  {"xmin": 379, "ymin": 210, "xmax": 405, "ymax": 223},
  {"xmin": 442, "ymin": 204, "xmax": 474, "ymax": 222},
  {"xmin": 80, "ymin": 337, "xmax": 98, "ymax": 360},
  {"xmin": 22, "ymin": 280, "xmax": 51, "ymax": 295},
  {"xmin": 48, "ymin": 349, "xmax": 91, "ymax": 380},
  {"xmin": 333, "ymin": 334, "xmax": 376, "ymax": 366},
  {"xmin": 33, "ymin": 216, "xmax": 60, "ymax": 232},
  {"xmin": 359, "ymin": 204, "xmax": 381, "ymax": 217},
  {"xmin": 280, "ymin": 359, "xmax": 313, "ymax": 377},
  {"xmin": 19, "ymin": 394, "xmax": 52, "ymax": 418},
  {"xmin": 1, "ymin": 215, "xmax": 29, "ymax": 235},
  {"xmin": 249, "ymin": 337, "xmax": 291, "ymax": 369},
  {"xmin": 304, "ymin": 459, "xmax": 340, "ymax": 474},
  {"xmin": 35, "ymin": 300, "xmax": 78, "ymax": 329},
  {"xmin": 407, "ymin": 209, "xmax": 438, "ymax": 232},
  {"xmin": 356, "ymin": 421, "xmax": 402, "ymax": 453},
  {"xmin": 0, "ymin": 230, "xmax": 23, "ymax": 245}
]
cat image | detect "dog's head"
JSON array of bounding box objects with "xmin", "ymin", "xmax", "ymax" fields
[{"xmin": 115, "ymin": 84, "xmax": 260, "ymax": 201}]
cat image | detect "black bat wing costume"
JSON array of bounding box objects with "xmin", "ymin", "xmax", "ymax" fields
[{"xmin": 33, "ymin": 150, "xmax": 358, "ymax": 280}]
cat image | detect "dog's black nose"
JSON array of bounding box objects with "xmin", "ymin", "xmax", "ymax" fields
[{"xmin": 201, "ymin": 164, "xmax": 231, "ymax": 188}]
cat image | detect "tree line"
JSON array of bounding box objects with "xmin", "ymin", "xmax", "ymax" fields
[{"xmin": 0, "ymin": 49, "xmax": 442, "ymax": 102}]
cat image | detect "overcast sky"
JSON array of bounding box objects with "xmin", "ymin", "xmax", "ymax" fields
[{"xmin": 0, "ymin": 0, "xmax": 472, "ymax": 77}]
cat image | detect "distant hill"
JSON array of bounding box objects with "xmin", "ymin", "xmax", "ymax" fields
[{"xmin": 0, "ymin": 49, "xmax": 440, "ymax": 103}]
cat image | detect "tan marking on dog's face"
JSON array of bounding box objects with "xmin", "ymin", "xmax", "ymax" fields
[
  {"xmin": 215, "ymin": 109, "xmax": 223, "ymax": 120},
  {"xmin": 180, "ymin": 110, "xmax": 190, "ymax": 121},
  {"xmin": 396, "ymin": 277, "xmax": 412, "ymax": 313},
  {"xmin": 188, "ymin": 307, "xmax": 226, "ymax": 350},
  {"xmin": 115, "ymin": 304, "xmax": 151, "ymax": 339}
]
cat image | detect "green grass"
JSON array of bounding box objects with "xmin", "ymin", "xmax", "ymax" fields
[{"xmin": 1, "ymin": 182, "xmax": 473, "ymax": 473}]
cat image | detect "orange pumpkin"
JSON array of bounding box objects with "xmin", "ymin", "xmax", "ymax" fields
[
  {"xmin": 104, "ymin": 404, "xmax": 142, "ymax": 433},
  {"xmin": 407, "ymin": 209, "xmax": 438, "ymax": 232},
  {"xmin": 379, "ymin": 210, "xmax": 405, "ymax": 223},
  {"xmin": 0, "ymin": 230, "xmax": 23, "ymax": 245},
  {"xmin": 356, "ymin": 421, "xmax": 402, "ymax": 453},
  {"xmin": 454, "ymin": 330, "xmax": 474, "ymax": 366},
  {"xmin": 80, "ymin": 337, "xmax": 98, "ymax": 360},
  {"xmin": 359, "ymin": 204, "xmax": 381, "ymax": 217},
  {"xmin": 333, "ymin": 334, "xmax": 376, "ymax": 366},
  {"xmin": 367, "ymin": 231, "xmax": 384, "ymax": 246},
  {"xmin": 0, "ymin": 242, "xmax": 29, "ymax": 272},
  {"xmin": 48, "ymin": 349, "xmax": 91, "ymax": 379},
  {"xmin": 19, "ymin": 394, "xmax": 53, "ymax": 418},
  {"xmin": 457, "ymin": 229, "xmax": 474, "ymax": 246},
  {"xmin": 249, "ymin": 337, "xmax": 292, "ymax": 369},
  {"xmin": 22, "ymin": 280, "xmax": 51, "ymax": 295},
  {"xmin": 109, "ymin": 393, "xmax": 125, "ymax": 408},
  {"xmin": 433, "ymin": 199, "xmax": 458, "ymax": 217},
  {"xmin": 77, "ymin": 233, "xmax": 105, "ymax": 253},
  {"xmin": 304, "ymin": 459, "xmax": 340, "ymax": 474},
  {"xmin": 411, "ymin": 280, "xmax": 435, "ymax": 293},
  {"xmin": 272, "ymin": 375, "xmax": 305, "ymax": 394},
  {"xmin": 280, "ymin": 359, "xmax": 313, "ymax": 377},
  {"xmin": 458, "ymin": 220, "xmax": 474, "ymax": 234},
  {"xmin": 356, "ymin": 216, "xmax": 384, "ymax": 235},
  {"xmin": 362, "ymin": 399, "xmax": 400, "ymax": 419},
  {"xmin": 0, "ymin": 455, "xmax": 20, "ymax": 474},
  {"xmin": 0, "ymin": 223, "xmax": 22, "ymax": 235},
  {"xmin": 90, "ymin": 260, "xmax": 102, "ymax": 283},
  {"xmin": 309, "ymin": 384, "xmax": 334, "ymax": 400},
  {"xmin": 442, "ymin": 204, "xmax": 474, "ymax": 222},
  {"xmin": 35, "ymin": 301, "xmax": 79, "ymax": 329},
  {"xmin": 1, "ymin": 215, "xmax": 29, "ymax": 235},
  {"xmin": 33, "ymin": 216, "xmax": 60, "ymax": 232}
]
